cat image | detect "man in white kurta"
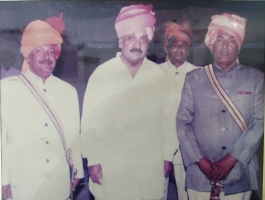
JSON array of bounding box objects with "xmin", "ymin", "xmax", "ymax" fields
[
  {"xmin": 1, "ymin": 19, "xmax": 84, "ymax": 200},
  {"xmin": 160, "ymin": 20, "xmax": 197, "ymax": 200},
  {"xmin": 81, "ymin": 4, "xmax": 177, "ymax": 200}
]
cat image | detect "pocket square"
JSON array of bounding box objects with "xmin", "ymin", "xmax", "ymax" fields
[{"xmin": 237, "ymin": 91, "xmax": 252, "ymax": 95}]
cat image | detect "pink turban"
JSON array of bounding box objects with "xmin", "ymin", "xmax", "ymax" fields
[
  {"xmin": 205, "ymin": 13, "xmax": 246, "ymax": 50},
  {"xmin": 20, "ymin": 15, "xmax": 63, "ymax": 73},
  {"xmin": 164, "ymin": 21, "xmax": 193, "ymax": 48},
  {"xmin": 115, "ymin": 4, "xmax": 156, "ymax": 40}
]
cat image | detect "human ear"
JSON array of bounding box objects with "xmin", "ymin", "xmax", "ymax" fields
[{"xmin": 118, "ymin": 38, "xmax": 123, "ymax": 48}]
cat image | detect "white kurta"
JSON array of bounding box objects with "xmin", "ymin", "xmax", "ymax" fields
[
  {"xmin": 81, "ymin": 53, "xmax": 177, "ymax": 200},
  {"xmin": 160, "ymin": 60, "xmax": 197, "ymax": 165},
  {"xmin": 1, "ymin": 70, "xmax": 84, "ymax": 200},
  {"xmin": 160, "ymin": 60, "xmax": 197, "ymax": 200}
]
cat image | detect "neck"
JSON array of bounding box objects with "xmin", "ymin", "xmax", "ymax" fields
[
  {"xmin": 29, "ymin": 69, "xmax": 49, "ymax": 84},
  {"xmin": 120, "ymin": 54, "xmax": 142, "ymax": 78},
  {"xmin": 213, "ymin": 61, "xmax": 236, "ymax": 72},
  {"xmin": 171, "ymin": 60, "xmax": 185, "ymax": 68}
]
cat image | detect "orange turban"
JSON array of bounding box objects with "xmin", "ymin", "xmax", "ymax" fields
[
  {"xmin": 115, "ymin": 4, "xmax": 156, "ymax": 40},
  {"xmin": 164, "ymin": 21, "xmax": 193, "ymax": 48},
  {"xmin": 205, "ymin": 13, "xmax": 246, "ymax": 51},
  {"xmin": 20, "ymin": 18, "xmax": 63, "ymax": 73}
]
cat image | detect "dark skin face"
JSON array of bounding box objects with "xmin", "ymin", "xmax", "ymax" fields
[
  {"xmin": 26, "ymin": 44, "xmax": 58, "ymax": 83},
  {"xmin": 1, "ymin": 50, "xmax": 16, "ymax": 71},
  {"xmin": 210, "ymin": 30, "xmax": 239, "ymax": 72},
  {"xmin": 165, "ymin": 36, "xmax": 190, "ymax": 68}
]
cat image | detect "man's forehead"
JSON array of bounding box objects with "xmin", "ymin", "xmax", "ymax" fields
[
  {"xmin": 35, "ymin": 44, "xmax": 55, "ymax": 49},
  {"xmin": 172, "ymin": 36, "xmax": 189, "ymax": 44}
]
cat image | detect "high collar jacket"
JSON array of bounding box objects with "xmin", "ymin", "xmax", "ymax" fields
[
  {"xmin": 1, "ymin": 70, "xmax": 84, "ymax": 200},
  {"xmin": 176, "ymin": 63, "xmax": 264, "ymax": 194}
]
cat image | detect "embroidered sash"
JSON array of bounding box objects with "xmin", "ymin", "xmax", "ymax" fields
[
  {"xmin": 205, "ymin": 64, "xmax": 247, "ymax": 132},
  {"xmin": 19, "ymin": 74, "xmax": 77, "ymax": 198}
]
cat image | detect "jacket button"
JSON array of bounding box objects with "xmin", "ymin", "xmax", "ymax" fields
[
  {"xmin": 45, "ymin": 123, "xmax": 48, "ymax": 126},
  {"xmin": 46, "ymin": 159, "xmax": 49, "ymax": 162},
  {"xmin": 222, "ymin": 110, "xmax": 226, "ymax": 113},
  {"xmin": 44, "ymin": 89, "xmax": 46, "ymax": 92},
  {"xmin": 222, "ymin": 146, "xmax": 226, "ymax": 150},
  {"xmin": 221, "ymin": 127, "xmax": 226, "ymax": 132},
  {"xmin": 46, "ymin": 141, "xmax": 49, "ymax": 144}
]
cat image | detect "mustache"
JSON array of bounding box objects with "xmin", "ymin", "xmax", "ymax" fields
[
  {"xmin": 39, "ymin": 59, "xmax": 52, "ymax": 65},
  {"xmin": 130, "ymin": 48, "xmax": 143, "ymax": 53}
]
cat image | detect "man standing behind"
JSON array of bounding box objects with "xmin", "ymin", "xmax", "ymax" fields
[
  {"xmin": 0, "ymin": 49, "xmax": 20, "ymax": 80},
  {"xmin": 160, "ymin": 19, "xmax": 197, "ymax": 200},
  {"xmin": 177, "ymin": 13, "xmax": 264, "ymax": 200},
  {"xmin": 81, "ymin": 4, "xmax": 176, "ymax": 200},
  {"xmin": 1, "ymin": 19, "xmax": 84, "ymax": 200}
]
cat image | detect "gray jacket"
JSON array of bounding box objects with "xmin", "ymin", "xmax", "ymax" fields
[{"xmin": 176, "ymin": 63, "xmax": 264, "ymax": 195}]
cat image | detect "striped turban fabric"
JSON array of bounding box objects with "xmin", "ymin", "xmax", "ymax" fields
[
  {"xmin": 164, "ymin": 21, "xmax": 193, "ymax": 48},
  {"xmin": 115, "ymin": 4, "xmax": 156, "ymax": 40},
  {"xmin": 205, "ymin": 13, "xmax": 246, "ymax": 50}
]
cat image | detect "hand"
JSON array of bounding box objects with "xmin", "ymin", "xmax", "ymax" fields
[
  {"xmin": 164, "ymin": 160, "xmax": 173, "ymax": 177},
  {"xmin": 2, "ymin": 184, "xmax": 12, "ymax": 200},
  {"xmin": 197, "ymin": 158, "xmax": 215, "ymax": 179},
  {"xmin": 88, "ymin": 164, "xmax": 102, "ymax": 185},
  {"xmin": 211, "ymin": 154, "xmax": 237, "ymax": 181},
  {"xmin": 71, "ymin": 178, "xmax": 81, "ymax": 192}
]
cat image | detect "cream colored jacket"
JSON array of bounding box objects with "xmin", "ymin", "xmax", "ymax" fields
[{"xmin": 1, "ymin": 70, "xmax": 84, "ymax": 200}]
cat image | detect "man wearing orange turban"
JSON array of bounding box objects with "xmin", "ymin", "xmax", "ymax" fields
[
  {"xmin": 81, "ymin": 4, "xmax": 177, "ymax": 200},
  {"xmin": 160, "ymin": 18, "xmax": 198, "ymax": 200},
  {"xmin": 177, "ymin": 13, "xmax": 264, "ymax": 200},
  {"xmin": 1, "ymin": 16, "xmax": 84, "ymax": 200}
]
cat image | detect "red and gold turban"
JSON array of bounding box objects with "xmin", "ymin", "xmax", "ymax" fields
[
  {"xmin": 205, "ymin": 13, "xmax": 246, "ymax": 51},
  {"xmin": 164, "ymin": 21, "xmax": 193, "ymax": 48},
  {"xmin": 115, "ymin": 4, "xmax": 156, "ymax": 40},
  {"xmin": 20, "ymin": 13, "xmax": 64, "ymax": 73}
]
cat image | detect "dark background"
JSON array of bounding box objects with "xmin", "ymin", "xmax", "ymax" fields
[{"xmin": 1, "ymin": 1, "xmax": 264, "ymax": 199}]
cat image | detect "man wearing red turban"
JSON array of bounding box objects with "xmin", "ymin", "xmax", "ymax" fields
[
  {"xmin": 177, "ymin": 13, "xmax": 263, "ymax": 200},
  {"xmin": 1, "ymin": 16, "xmax": 84, "ymax": 200},
  {"xmin": 81, "ymin": 4, "xmax": 177, "ymax": 200},
  {"xmin": 160, "ymin": 18, "xmax": 198, "ymax": 200}
]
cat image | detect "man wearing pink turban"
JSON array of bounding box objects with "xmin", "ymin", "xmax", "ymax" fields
[
  {"xmin": 81, "ymin": 4, "xmax": 177, "ymax": 200},
  {"xmin": 160, "ymin": 18, "xmax": 198, "ymax": 200},
  {"xmin": 1, "ymin": 16, "xmax": 84, "ymax": 200},
  {"xmin": 176, "ymin": 13, "xmax": 264, "ymax": 200}
]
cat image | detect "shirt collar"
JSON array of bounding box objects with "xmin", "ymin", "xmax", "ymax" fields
[
  {"xmin": 212, "ymin": 62, "xmax": 241, "ymax": 73},
  {"xmin": 25, "ymin": 69, "xmax": 55, "ymax": 84},
  {"xmin": 167, "ymin": 60, "xmax": 188, "ymax": 74}
]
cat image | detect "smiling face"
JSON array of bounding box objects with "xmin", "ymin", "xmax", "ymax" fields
[
  {"xmin": 119, "ymin": 29, "xmax": 150, "ymax": 67},
  {"xmin": 165, "ymin": 36, "xmax": 190, "ymax": 67},
  {"xmin": 26, "ymin": 44, "xmax": 58, "ymax": 80},
  {"xmin": 210, "ymin": 30, "xmax": 239, "ymax": 71}
]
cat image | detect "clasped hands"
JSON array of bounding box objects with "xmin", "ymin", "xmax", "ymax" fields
[{"xmin": 197, "ymin": 154, "xmax": 237, "ymax": 181}]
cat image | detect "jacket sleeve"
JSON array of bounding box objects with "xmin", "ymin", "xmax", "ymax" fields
[
  {"xmin": 1, "ymin": 82, "xmax": 10, "ymax": 185},
  {"xmin": 229, "ymin": 75, "xmax": 264, "ymax": 167},
  {"xmin": 68, "ymin": 87, "xmax": 84, "ymax": 179},
  {"xmin": 162, "ymin": 76, "xmax": 179, "ymax": 162},
  {"xmin": 176, "ymin": 75, "xmax": 203, "ymax": 167}
]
